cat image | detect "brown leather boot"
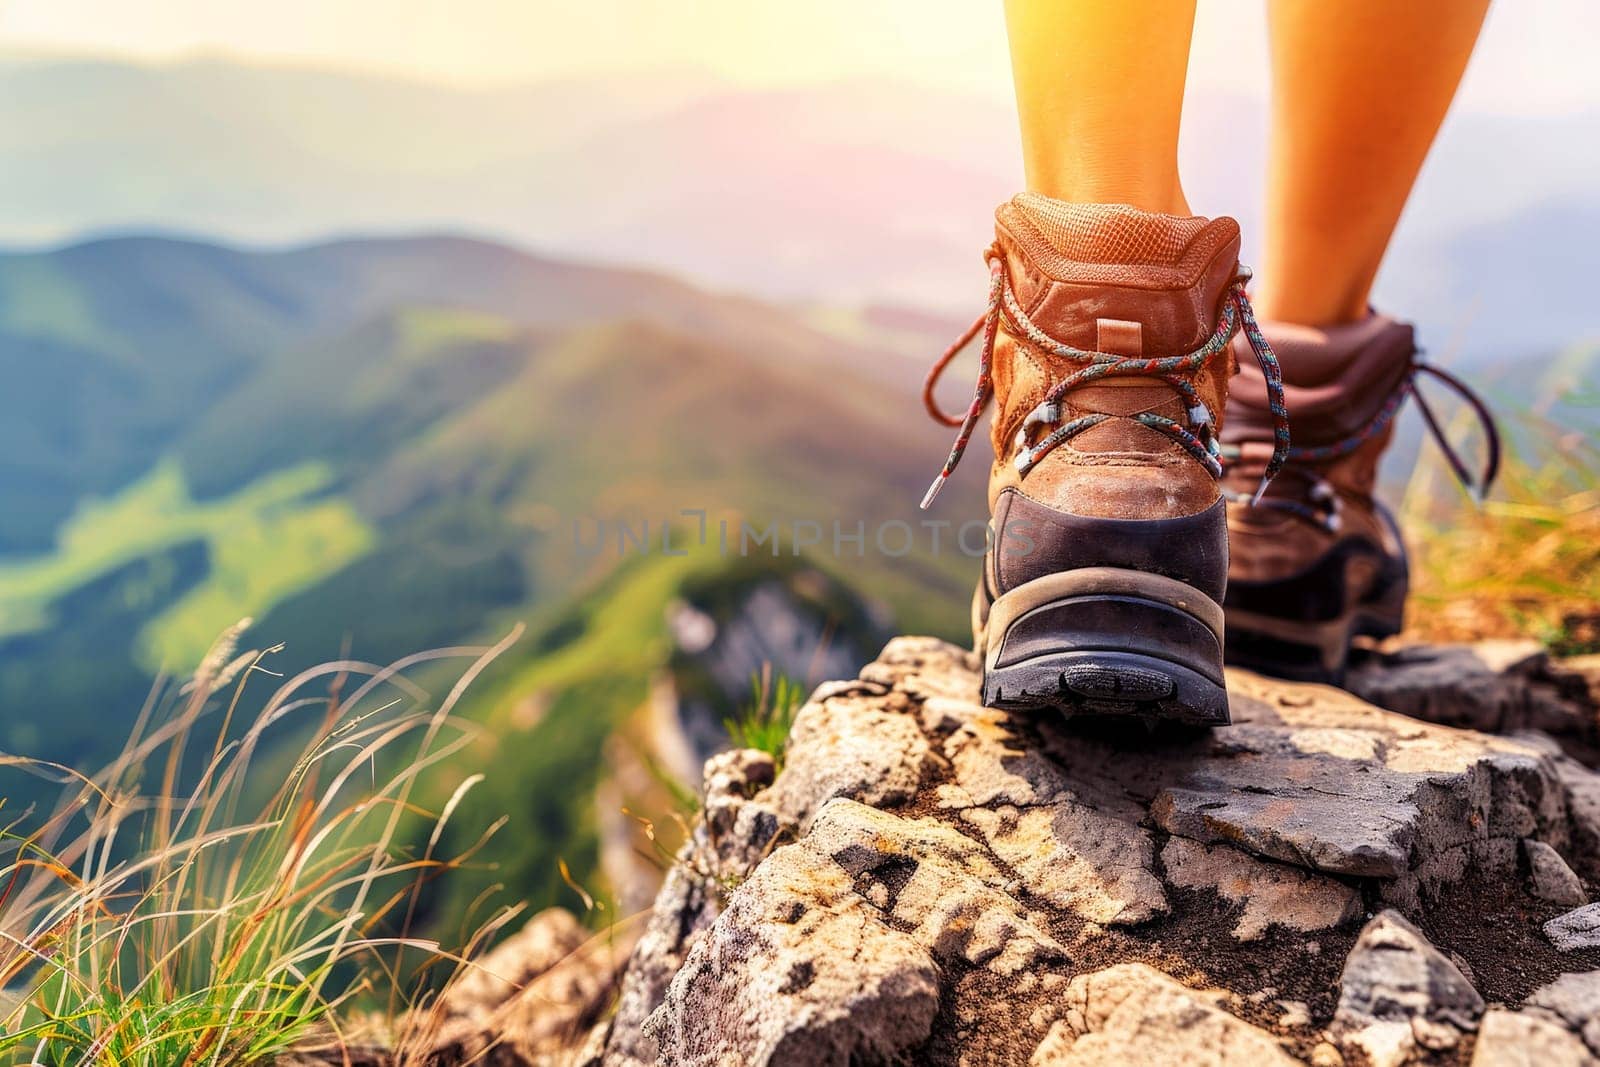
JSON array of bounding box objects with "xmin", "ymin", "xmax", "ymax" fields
[
  {"xmin": 1221, "ymin": 314, "xmax": 1499, "ymax": 684},
  {"xmin": 922, "ymin": 194, "xmax": 1288, "ymax": 726}
]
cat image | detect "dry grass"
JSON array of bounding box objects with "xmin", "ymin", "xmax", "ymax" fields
[
  {"xmin": 0, "ymin": 622, "xmax": 525, "ymax": 1066},
  {"xmin": 1404, "ymin": 412, "xmax": 1600, "ymax": 652}
]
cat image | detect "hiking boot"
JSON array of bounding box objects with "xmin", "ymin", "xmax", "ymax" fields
[
  {"xmin": 1221, "ymin": 314, "xmax": 1500, "ymax": 684},
  {"xmin": 921, "ymin": 195, "xmax": 1288, "ymax": 726}
]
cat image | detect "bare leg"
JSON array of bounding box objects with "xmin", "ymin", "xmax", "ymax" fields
[
  {"xmin": 1257, "ymin": 0, "xmax": 1490, "ymax": 325},
  {"xmin": 1002, "ymin": 0, "xmax": 1198, "ymax": 214}
]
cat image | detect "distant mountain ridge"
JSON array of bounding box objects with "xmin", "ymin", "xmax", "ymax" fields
[
  {"xmin": 0, "ymin": 231, "xmax": 952, "ymax": 548},
  {"xmin": 3, "ymin": 56, "xmax": 1598, "ymax": 357}
]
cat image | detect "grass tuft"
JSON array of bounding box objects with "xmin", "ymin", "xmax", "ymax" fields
[
  {"xmin": 0, "ymin": 623, "xmax": 520, "ymax": 1065},
  {"xmin": 723, "ymin": 666, "xmax": 805, "ymax": 769}
]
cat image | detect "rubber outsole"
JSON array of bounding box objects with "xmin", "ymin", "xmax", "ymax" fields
[
  {"xmin": 982, "ymin": 649, "xmax": 1231, "ymax": 727},
  {"xmin": 981, "ymin": 568, "xmax": 1230, "ymax": 727}
]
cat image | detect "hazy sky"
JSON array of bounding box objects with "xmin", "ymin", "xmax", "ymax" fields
[{"xmin": 2, "ymin": 1, "xmax": 1598, "ymax": 117}]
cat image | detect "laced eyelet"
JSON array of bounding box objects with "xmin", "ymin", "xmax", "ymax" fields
[
  {"xmin": 1023, "ymin": 400, "xmax": 1061, "ymax": 431},
  {"xmin": 1012, "ymin": 400, "xmax": 1061, "ymax": 475},
  {"xmin": 920, "ymin": 262, "xmax": 1290, "ymax": 508}
]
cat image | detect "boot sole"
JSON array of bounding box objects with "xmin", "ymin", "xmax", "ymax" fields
[{"xmin": 980, "ymin": 567, "xmax": 1230, "ymax": 727}]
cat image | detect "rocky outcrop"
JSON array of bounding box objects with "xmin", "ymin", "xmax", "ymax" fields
[
  {"xmin": 301, "ymin": 636, "xmax": 1600, "ymax": 1064},
  {"xmin": 593, "ymin": 637, "xmax": 1600, "ymax": 1066},
  {"xmin": 604, "ymin": 747, "xmax": 785, "ymax": 1065}
]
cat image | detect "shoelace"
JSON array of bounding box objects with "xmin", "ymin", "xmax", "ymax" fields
[
  {"xmin": 1222, "ymin": 358, "xmax": 1502, "ymax": 531},
  {"xmin": 920, "ymin": 250, "xmax": 1290, "ymax": 509}
]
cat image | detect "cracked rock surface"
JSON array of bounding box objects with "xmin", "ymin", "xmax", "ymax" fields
[
  {"xmin": 296, "ymin": 638, "xmax": 1600, "ymax": 1065},
  {"xmin": 1347, "ymin": 641, "xmax": 1600, "ymax": 765},
  {"xmin": 589, "ymin": 638, "xmax": 1600, "ymax": 1065}
]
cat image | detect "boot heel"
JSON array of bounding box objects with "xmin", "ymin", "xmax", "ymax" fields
[{"xmin": 981, "ymin": 567, "xmax": 1229, "ymax": 725}]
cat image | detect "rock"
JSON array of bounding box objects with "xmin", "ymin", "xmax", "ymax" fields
[
  {"xmin": 273, "ymin": 635, "xmax": 1600, "ymax": 1065},
  {"xmin": 1036, "ymin": 963, "xmax": 1301, "ymax": 1066},
  {"xmin": 1553, "ymin": 752, "xmax": 1600, "ymax": 850},
  {"xmin": 699, "ymin": 747, "xmax": 780, "ymax": 857},
  {"xmin": 641, "ymin": 798, "xmax": 1076, "ymax": 1064},
  {"xmin": 1029, "ymin": 1022, "xmax": 1076, "ymax": 1065},
  {"xmin": 1526, "ymin": 838, "xmax": 1589, "ymax": 906},
  {"xmin": 962, "ymin": 803, "xmax": 1167, "ymax": 926},
  {"xmin": 1307, "ymin": 1041, "xmax": 1345, "ymax": 1067},
  {"xmin": 1472, "ymin": 1009, "xmax": 1593, "ymax": 1067},
  {"xmin": 1546, "ymin": 904, "xmax": 1600, "ymax": 951},
  {"xmin": 1331, "ymin": 910, "xmax": 1484, "ymax": 1066},
  {"xmin": 440, "ymin": 908, "xmax": 588, "ymax": 1020},
  {"xmin": 1518, "ymin": 731, "xmax": 1600, "ymax": 854},
  {"xmin": 1527, "ymin": 971, "xmax": 1600, "ymax": 1056},
  {"xmin": 701, "ymin": 746, "xmax": 777, "ymax": 811},
  {"xmin": 767, "ymin": 690, "xmax": 929, "ymax": 828},
  {"xmin": 1142, "ymin": 674, "xmax": 1568, "ymax": 899},
  {"xmin": 1347, "ymin": 641, "xmax": 1600, "ymax": 762},
  {"xmin": 641, "ymin": 827, "xmax": 942, "ymax": 1066},
  {"xmin": 604, "ymin": 748, "xmax": 790, "ymax": 1066},
  {"xmin": 941, "ymin": 710, "xmax": 1168, "ymax": 926},
  {"xmin": 571, "ymin": 637, "xmax": 1600, "ymax": 1065},
  {"xmin": 1276, "ymin": 1000, "xmax": 1312, "ymax": 1029},
  {"xmin": 810, "ymin": 801, "xmax": 1069, "ymax": 975},
  {"xmin": 1467, "ymin": 971, "xmax": 1600, "ymax": 1066},
  {"xmin": 1160, "ymin": 837, "xmax": 1362, "ymax": 941}
]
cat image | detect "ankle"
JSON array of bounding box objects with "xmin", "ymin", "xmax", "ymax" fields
[{"xmin": 1023, "ymin": 161, "xmax": 1190, "ymax": 217}]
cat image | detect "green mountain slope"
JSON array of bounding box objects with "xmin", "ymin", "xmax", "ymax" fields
[{"xmin": 0, "ymin": 233, "xmax": 903, "ymax": 548}]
